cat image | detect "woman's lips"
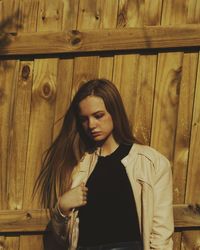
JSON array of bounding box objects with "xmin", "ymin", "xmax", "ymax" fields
[{"xmin": 91, "ymin": 131, "xmax": 101, "ymax": 137}]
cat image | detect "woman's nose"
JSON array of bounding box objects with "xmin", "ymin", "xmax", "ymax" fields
[{"xmin": 88, "ymin": 117, "xmax": 96, "ymax": 129}]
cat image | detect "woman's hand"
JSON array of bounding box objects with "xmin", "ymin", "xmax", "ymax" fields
[{"xmin": 58, "ymin": 182, "xmax": 88, "ymax": 215}]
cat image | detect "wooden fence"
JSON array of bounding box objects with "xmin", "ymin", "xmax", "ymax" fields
[{"xmin": 0, "ymin": 0, "xmax": 200, "ymax": 249}]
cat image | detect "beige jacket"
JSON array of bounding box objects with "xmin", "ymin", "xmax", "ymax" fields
[{"xmin": 51, "ymin": 143, "xmax": 174, "ymax": 250}]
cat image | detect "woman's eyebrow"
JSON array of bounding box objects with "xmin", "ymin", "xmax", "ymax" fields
[{"xmin": 79, "ymin": 110, "xmax": 104, "ymax": 117}]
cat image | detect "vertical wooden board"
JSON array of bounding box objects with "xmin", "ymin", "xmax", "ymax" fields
[
  {"xmin": 161, "ymin": 0, "xmax": 188, "ymax": 25},
  {"xmin": 18, "ymin": 0, "xmax": 39, "ymax": 32},
  {"xmin": 152, "ymin": 0, "xmax": 188, "ymax": 159},
  {"xmin": 117, "ymin": 0, "xmax": 144, "ymax": 27},
  {"xmin": 0, "ymin": 60, "xmax": 18, "ymax": 209},
  {"xmin": 77, "ymin": 0, "xmax": 101, "ymax": 29},
  {"xmin": 54, "ymin": 0, "xmax": 80, "ymax": 139},
  {"xmin": 8, "ymin": 0, "xmax": 39, "ymax": 205},
  {"xmin": 74, "ymin": 0, "xmax": 100, "ymax": 90},
  {"xmin": 144, "ymin": 0, "xmax": 163, "ymax": 25},
  {"xmin": 37, "ymin": 0, "xmax": 64, "ymax": 32},
  {"xmin": 5, "ymin": 62, "xmax": 33, "ymax": 250},
  {"xmin": 181, "ymin": 229, "xmax": 200, "ymax": 250},
  {"xmin": 187, "ymin": 0, "xmax": 200, "ymax": 24},
  {"xmin": 98, "ymin": 56, "xmax": 114, "ymax": 81},
  {"xmin": 62, "ymin": 0, "xmax": 79, "ymax": 30},
  {"xmin": 20, "ymin": 235, "xmax": 43, "ymax": 249},
  {"xmin": 98, "ymin": 0, "xmax": 118, "ymax": 81},
  {"xmin": 113, "ymin": 54, "xmax": 139, "ymax": 126},
  {"xmin": 0, "ymin": 60, "xmax": 19, "ymax": 249},
  {"xmin": 4, "ymin": 1, "xmax": 40, "ymax": 249},
  {"xmin": 182, "ymin": 54, "xmax": 200, "ymax": 249},
  {"xmin": 115, "ymin": 1, "xmax": 162, "ymax": 144},
  {"xmin": 156, "ymin": 2, "xmax": 189, "ymax": 249},
  {"xmin": 22, "ymin": 58, "xmax": 58, "ymax": 209},
  {"xmin": 73, "ymin": 0, "xmax": 103, "ymax": 96},
  {"xmin": 72, "ymin": 56, "xmax": 100, "ymax": 96},
  {"xmin": 173, "ymin": 53, "xmax": 198, "ymax": 204},
  {"xmin": 180, "ymin": 2, "xmax": 200, "ymax": 249},
  {"xmin": 99, "ymin": 0, "xmax": 118, "ymax": 29},
  {"xmin": 6, "ymin": 62, "xmax": 33, "ymax": 210},
  {"xmin": 115, "ymin": 0, "xmax": 141, "ymax": 136},
  {"xmin": 133, "ymin": 54, "xmax": 157, "ymax": 145},
  {"xmin": 151, "ymin": 52, "xmax": 183, "ymax": 159},
  {"xmin": 20, "ymin": 1, "xmax": 63, "ymax": 249},
  {"xmin": 53, "ymin": 58, "xmax": 74, "ymax": 139},
  {"xmin": 0, "ymin": 0, "xmax": 20, "ymax": 33},
  {"xmin": 5, "ymin": 237, "xmax": 20, "ymax": 250}
]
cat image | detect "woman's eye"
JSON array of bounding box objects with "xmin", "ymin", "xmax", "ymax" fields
[{"xmin": 95, "ymin": 113, "xmax": 104, "ymax": 119}]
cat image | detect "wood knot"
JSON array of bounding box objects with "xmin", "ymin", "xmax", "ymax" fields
[
  {"xmin": 26, "ymin": 212, "xmax": 32, "ymax": 220},
  {"xmin": 39, "ymin": 82, "xmax": 56, "ymax": 102},
  {"xmin": 95, "ymin": 11, "xmax": 100, "ymax": 20},
  {"xmin": 71, "ymin": 30, "xmax": 80, "ymax": 36},
  {"xmin": 71, "ymin": 37, "xmax": 81, "ymax": 46},
  {"xmin": 22, "ymin": 65, "xmax": 30, "ymax": 80},
  {"xmin": 117, "ymin": 9, "xmax": 127, "ymax": 27},
  {"xmin": 68, "ymin": 30, "xmax": 82, "ymax": 48},
  {"xmin": 43, "ymin": 82, "xmax": 51, "ymax": 97}
]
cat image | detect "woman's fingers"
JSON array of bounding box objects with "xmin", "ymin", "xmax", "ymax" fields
[{"xmin": 78, "ymin": 182, "xmax": 88, "ymax": 205}]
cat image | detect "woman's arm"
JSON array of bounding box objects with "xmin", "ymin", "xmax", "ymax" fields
[
  {"xmin": 50, "ymin": 182, "xmax": 88, "ymax": 246},
  {"xmin": 150, "ymin": 156, "xmax": 174, "ymax": 250},
  {"xmin": 50, "ymin": 202, "xmax": 70, "ymax": 246}
]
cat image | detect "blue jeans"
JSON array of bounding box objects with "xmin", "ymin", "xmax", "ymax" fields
[{"xmin": 77, "ymin": 241, "xmax": 143, "ymax": 250}]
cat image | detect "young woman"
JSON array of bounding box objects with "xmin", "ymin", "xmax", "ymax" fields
[{"xmin": 34, "ymin": 79, "xmax": 174, "ymax": 250}]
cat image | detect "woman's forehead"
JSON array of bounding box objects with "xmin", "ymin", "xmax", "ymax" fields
[{"xmin": 78, "ymin": 96, "xmax": 106, "ymax": 115}]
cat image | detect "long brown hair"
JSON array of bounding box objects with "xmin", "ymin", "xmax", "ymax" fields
[{"xmin": 33, "ymin": 79, "xmax": 137, "ymax": 208}]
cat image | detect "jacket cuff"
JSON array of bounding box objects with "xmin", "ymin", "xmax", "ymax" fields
[{"xmin": 52, "ymin": 202, "xmax": 70, "ymax": 224}]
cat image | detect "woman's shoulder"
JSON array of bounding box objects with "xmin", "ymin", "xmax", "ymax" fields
[{"xmin": 130, "ymin": 143, "xmax": 171, "ymax": 171}]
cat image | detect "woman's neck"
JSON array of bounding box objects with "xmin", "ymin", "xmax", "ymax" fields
[{"xmin": 98, "ymin": 134, "xmax": 119, "ymax": 157}]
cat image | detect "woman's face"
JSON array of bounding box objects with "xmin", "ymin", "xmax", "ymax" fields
[{"xmin": 78, "ymin": 95, "xmax": 114, "ymax": 142}]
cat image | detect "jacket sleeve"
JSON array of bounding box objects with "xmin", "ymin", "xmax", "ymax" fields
[
  {"xmin": 50, "ymin": 203, "xmax": 69, "ymax": 247},
  {"xmin": 150, "ymin": 156, "xmax": 174, "ymax": 250}
]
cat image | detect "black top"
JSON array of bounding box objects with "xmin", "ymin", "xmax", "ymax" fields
[{"xmin": 78, "ymin": 143, "xmax": 141, "ymax": 246}]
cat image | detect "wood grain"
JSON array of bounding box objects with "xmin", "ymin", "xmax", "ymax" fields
[{"xmin": 0, "ymin": 25, "xmax": 200, "ymax": 56}]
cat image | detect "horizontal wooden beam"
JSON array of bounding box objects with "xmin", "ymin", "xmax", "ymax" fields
[
  {"xmin": 0, "ymin": 209, "xmax": 50, "ymax": 232},
  {"xmin": 0, "ymin": 204, "xmax": 200, "ymax": 233},
  {"xmin": 0, "ymin": 25, "xmax": 200, "ymax": 56}
]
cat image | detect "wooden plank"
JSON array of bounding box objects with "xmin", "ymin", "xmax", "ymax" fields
[
  {"xmin": 19, "ymin": 1, "xmax": 64, "ymax": 249},
  {"xmin": 180, "ymin": 1, "xmax": 200, "ymax": 249},
  {"xmin": 114, "ymin": 0, "xmax": 161, "ymax": 145},
  {"xmin": 0, "ymin": 209, "xmax": 50, "ymax": 232},
  {"xmin": 98, "ymin": 0, "xmax": 118, "ymax": 81},
  {"xmin": 173, "ymin": 53, "xmax": 198, "ymax": 204},
  {"xmin": 0, "ymin": 60, "xmax": 19, "ymax": 249},
  {"xmin": 20, "ymin": 235, "xmax": 44, "ymax": 250},
  {"xmin": 6, "ymin": 61, "xmax": 33, "ymax": 211},
  {"xmin": 71, "ymin": 0, "xmax": 101, "ymax": 98},
  {"xmin": 0, "ymin": 25, "xmax": 200, "ymax": 56},
  {"xmin": 6, "ymin": 2, "xmax": 39, "ymax": 250},
  {"xmin": 152, "ymin": 1, "xmax": 190, "ymax": 249},
  {"xmin": 0, "ymin": 0, "xmax": 20, "ymax": 33},
  {"xmin": 18, "ymin": 0, "xmax": 39, "ymax": 32},
  {"xmin": 113, "ymin": 54, "xmax": 140, "ymax": 123},
  {"xmin": 62, "ymin": 0, "xmax": 79, "ymax": 30},
  {"xmin": 53, "ymin": 0, "xmax": 79, "ymax": 140},
  {"xmin": 4, "ymin": 237, "xmax": 20, "ymax": 250},
  {"xmin": 0, "ymin": 204, "xmax": 200, "ymax": 233},
  {"xmin": 183, "ymin": 52, "xmax": 200, "ymax": 249},
  {"xmin": 0, "ymin": 60, "xmax": 19, "ymax": 210}
]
